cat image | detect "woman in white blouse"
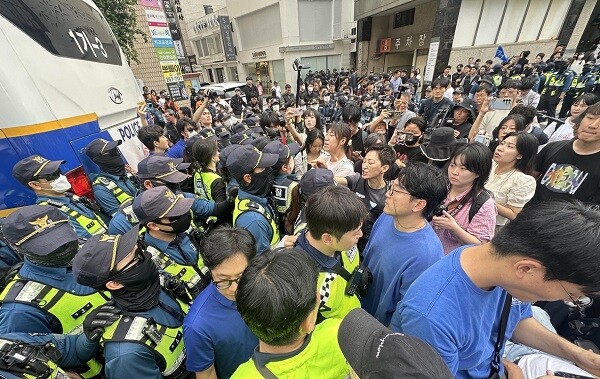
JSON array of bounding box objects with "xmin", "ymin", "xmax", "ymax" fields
[
  {"xmin": 315, "ymin": 122, "xmax": 355, "ymax": 177},
  {"xmin": 486, "ymin": 131, "xmax": 538, "ymax": 228}
]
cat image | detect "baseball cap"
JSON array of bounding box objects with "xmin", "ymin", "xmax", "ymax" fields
[
  {"xmin": 137, "ymin": 155, "xmax": 190, "ymax": 182},
  {"xmin": 85, "ymin": 138, "xmax": 122, "ymax": 158},
  {"xmin": 72, "ymin": 225, "xmax": 140, "ymax": 289},
  {"xmin": 226, "ymin": 145, "xmax": 278, "ymax": 180},
  {"xmin": 298, "ymin": 168, "xmax": 334, "ymax": 200},
  {"xmin": 229, "ymin": 133, "xmax": 254, "ymax": 146},
  {"xmin": 199, "ymin": 128, "xmax": 218, "ymax": 141},
  {"xmin": 2, "ymin": 205, "xmax": 78, "ymax": 255},
  {"xmin": 232, "ymin": 123, "xmax": 252, "ymax": 135},
  {"xmin": 263, "ymin": 140, "xmax": 300, "ymax": 164},
  {"xmin": 12, "ymin": 155, "xmax": 66, "ymax": 185},
  {"xmin": 132, "ymin": 186, "xmax": 194, "ymax": 223},
  {"xmin": 338, "ymin": 308, "xmax": 453, "ymax": 379}
]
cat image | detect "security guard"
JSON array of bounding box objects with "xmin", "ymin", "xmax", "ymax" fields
[
  {"xmin": 132, "ymin": 186, "xmax": 210, "ymax": 304},
  {"xmin": 108, "ymin": 155, "xmax": 231, "ymax": 235},
  {"xmin": 0, "ymin": 205, "xmax": 110, "ymax": 334},
  {"xmin": 72, "ymin": 226, "xmax": 190, "ymax": 379},
  {"xmin": 226, "ymin": 145, "xmax": 280, "ymax": 255},
  {"xmin": 538, "ymin": 59, "xmax": 575, "ymax": 119},
  {"xmin": 262, "ymin": 140, "xmax": 300, "ymax": 235},
  {"xmin": 294, "ymin": 186, "xmax": 369, "ymax": 321},
  {"xmin": 12, "ymin": 155, "xmax": 107, "ymax": 239},
  {"xmin": 85, "ymin": 138, "xmax": 138, "ymax": 217}
]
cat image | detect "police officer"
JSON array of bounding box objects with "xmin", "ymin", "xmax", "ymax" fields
[
  {"xmin": 491, "ymin": 64, "xmax": 504, "ymax": 89},
  {"xmin": 0, "ymin": 205, "xmax": 110, "ymax": 334},
  {"xmin": 72, "ymin": 226, "xmax": 189, "ymax": 379},
  {"xmin": 538, "ymin": 59, "xmax": 575, "ymax": 119},
  {"xmin": 226, "ymin": 145, "xmax": 280, "ymax": 255},
  {"xmin": 85, "ymin": 138, "xmax": 138, "ymax": 217},
  {"xmin": 559, "ymin": 62, "xmax": 596, "ymax": 119},
  {"xmin": 108, "ymin": 155, "xmax": 231, "ymax": 235},
  {"xmin": 262, "ymin": 140, "xmax": 300, "ymax": 234},
  {"xmin": 132, "ymin": 186, "xmax": 210, "ymax": 304},
  {"xmin": 319, "ymin": 92, "xmax": 336, "ymax": 124},
  {"xmin": 12, "ymin": 156, "xmax": 107, "ymax": 239},
  {"xmin": 360, "ymin": 95, "xmax": 376, "ymax": 124}
]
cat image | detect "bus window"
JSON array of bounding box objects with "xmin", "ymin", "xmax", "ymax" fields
[{"xmin": 0, "ymin": 0, "xmax": 122, "ymax": 65}]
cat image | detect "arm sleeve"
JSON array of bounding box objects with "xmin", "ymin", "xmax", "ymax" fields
[
  {"xmin": 104, "ymin": 343, "xmax": 163, "ymax": 379},
  {"xmin": 93, "ymin": 185, "xmax": 120, "ymax": 217},
  {"xmin": 183, "ymin": 324, "xmax": 215, "ymax": 372},
  {"xmin": 235, "ymin": 213, "xmax": 273, "ymax": 255},
  {"xmin": 210, "ymin": 179, "xmax": 227, "ymax": 203},
  {"xmin": 506, "ymin": 175, "xmax": 537, "ymax": 208},
  {"xmin": 391, "ymin": 305, "xmax": 459, "ymax": 376},
  {"xmin": 182, "ymin": 192, "xmax": 216, "ymax": 217},
  {"xmin": 211, "ymin": 199, "xmax": 233, "ymax": 217},
  {"xmin": 344, "ymin": 173, "xmax": 361, "ymax": 190}
]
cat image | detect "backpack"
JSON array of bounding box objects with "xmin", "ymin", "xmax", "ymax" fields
[{"xmin": 468, "ymin": 190, "xmax": 492, "ymax": 223}]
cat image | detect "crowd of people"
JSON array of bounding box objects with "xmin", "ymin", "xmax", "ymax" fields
[{"xmin": 1, "ymin": 44, "xmax": 600, "ymax": 379}]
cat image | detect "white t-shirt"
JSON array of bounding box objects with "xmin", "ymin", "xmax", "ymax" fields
[
  {"xmin": 542, "ymin": 117, "xmax": 574, "ymax": 145},
  {"xmin": 322, "ymin": 153, "xmax": 354, "ymax": 177},
  {"xmin": 485, "ymin": 162, "xmax": 536, "ymax": 225}
]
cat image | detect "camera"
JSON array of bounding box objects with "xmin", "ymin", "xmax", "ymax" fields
[
  {"xmin": 430, "ymin": 105, "xmax": 454, "ymax": 131},
  {"xmin": 292, "ymin": 58, "xmax": 310, "ymax": 71},
  {"xmin": 345, "ymin": 266, "xmax": 372, "ymax": 297},
  {"xmin": 433, "ymin": 203, "xmax": 448, "ymax": 217},
  {"xmin": 278, "ymin": 116, "xmax": 286, "ymax": 127}
]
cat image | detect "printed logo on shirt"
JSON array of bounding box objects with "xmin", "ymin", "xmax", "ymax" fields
[
  {"xmin": 540, "ymin": 163, "xmax": 588, "ymax": 195},
  {"xmin": 346, "ymin": 246, "xmax": 358, "ymax": 263},
  {"xmin": 511, "ymin": 298, "xmax": 524, "ymax": 307}
]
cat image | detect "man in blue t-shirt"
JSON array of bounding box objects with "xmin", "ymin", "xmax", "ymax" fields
[
  {"xmin": 361, "ymin": 162, "xmax": 447, "ymax": 326},
  {"xmin": 391, "ymin": 200, "xmax": 600, "ymax": 378},
  {"xmin": 183, "ymin": 226, "xmax": 258, "ymax": 378}
]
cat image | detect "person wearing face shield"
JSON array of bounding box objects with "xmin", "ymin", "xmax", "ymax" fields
[
  {"xmin": 72, "ymin": 225, "xmax": 190, "ymax": 379},
  {"xmin": 226, "ymin": 145, "xmax": 280, "ymax": 255},
  {"xmin": 85, "ymin": 138, "xmax": 138, "ymax": 217},
  {"xmin": 537, "ymin": 58, "xmax": 575, "ymax": 119},
  {"xmin": 12, "ymin": 155, "xmax": 108, "ymax": 239},
  {"xmin": 108, "ymin": 155, "xmax": 232, "ymax": 235},
  {"xmin": 132, "ymin": 186, "xmax": 211, "ymax": 304},
  {"xmin": 0, "ymin": 205, "xmax": 110, "ymax": 337}
]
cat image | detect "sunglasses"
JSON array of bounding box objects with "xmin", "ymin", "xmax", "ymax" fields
[{"xmin": 34, "ymin": 170, "xmax": 61, "ymax": 181}]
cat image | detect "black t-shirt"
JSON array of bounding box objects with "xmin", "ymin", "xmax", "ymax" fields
[
  {"xmin": 394, "ymin": 144, "xmax": 428, "ymax": 164},
  {"xmin": 345, "ymin": 174, "xmax": 387, "ymax": 252},
  {"xmin": 351, "ymin": 130, "xmax": 365, "ymax": 155},
  {"xmin": 453, "ymin": 122, "xmax": 473, "ymax": 139},
  {"xmin": 531, "ymin": 141, "xmax": 600, "ymax": 205}
]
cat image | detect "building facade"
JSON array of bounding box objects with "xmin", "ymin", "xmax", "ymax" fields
[
  {"xmin": 355, "ymin": 0, "xmax": 596, "ymax": 84},
  {"xmin": 224, "ymin": 0, "xmax": 357, "ymax": 86}
]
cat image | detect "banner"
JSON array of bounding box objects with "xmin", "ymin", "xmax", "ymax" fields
[
  {"xmin": 218, "ymin": 16, "xmax": 236, "ymax": 62},
  {"xmin": 139, "ymin": 0, "xmax": 162, "ymax": 9},
  {"xmin": 142, "ymin": 8, "xmax": 185, "ymax": 100}
]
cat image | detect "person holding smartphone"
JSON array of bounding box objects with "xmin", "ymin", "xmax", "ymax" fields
[{"xmin": 370, "ymin": 92, "xmax": 415, "ymax": 142}]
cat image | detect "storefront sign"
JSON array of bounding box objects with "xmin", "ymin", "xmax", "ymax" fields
[
  {"xmin": 139, "ymin": 0, "xmax": 162, "ymax": 9},
  {"xmin": 378, "ymin": 32, "xmax": 431, "ymax": 53},
  {"xmin": 193, "ymin": 15, "xmax": 221, "ymax": 33},
  {"xmin": 279, "ymin": 43, "xmax": 334, "ymax": 53},
  {"xmin": 218, "ymin": 16, "xmax": 236, "ymax": 61},
  {"xmin": 252, "ymin": 51, "xmax": 267, "ymax": 60}
]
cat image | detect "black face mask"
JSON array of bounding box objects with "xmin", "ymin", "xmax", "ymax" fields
[
  {"xmin": 93, "ymin": 149, "xmax": 126, "ymax": 176},
  {"xmin": 150, "ymin": 180, "xmax": 180, "ymax": 193},
  {"xmin": 110, "ymin": 250, "xmax": 161, "ymax": 312},
  {"xmin": 153, "ymin": 212, "xmax": 192, "ymax": 234},
  {"xmin": 244, "ymin": 167, "xmax": 273, "ymax": 198},
  {"xmin": 404, "ymin": 135, "xmax": 421, "ymax": 146}
]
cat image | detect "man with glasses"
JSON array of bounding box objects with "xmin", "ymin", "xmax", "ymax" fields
[
  {"xmin": 72, "ymin": 225, "xmax": 189, "ymax": 379},
  {"xmin": 12, "ymin": 155, "xmax": 108, "ymax": 239},
  {"xmin": 390, "ymin": 200, "xmax": 600, "ymax": 378},
  {"xmin": 361, "ymin": 162, "xmax": 447, "ymax": 326},
  {"xmin": 183, "ymin": 226, "xmax": 258, "ymax": 379}
]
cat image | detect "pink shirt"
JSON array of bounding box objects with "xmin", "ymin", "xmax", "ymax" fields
[{"xmin": 435, "ymin": 188, "xmax": 497, "ymax": 254}]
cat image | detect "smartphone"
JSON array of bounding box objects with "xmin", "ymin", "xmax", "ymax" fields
[
  {"xmin": 554, "ymin": 372, "xmax": 595, "ymax": 379},
  {"xmin": 391, "ymin": 111, "xmax": 403, "ymax": 120},
  {"xmin": 473, "ymin": 134, "xmax": 491, "ymax": 146},
  {"xmin": 288, "ymin": 107, "xmax": 303, "ymax": 117},
  {"xmin": 490, "ymin": 98, "xmax": 512, "ymax": 111}
]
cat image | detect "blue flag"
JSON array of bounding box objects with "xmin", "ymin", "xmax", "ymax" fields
[{"xmin": 495, "ymin": 46, "xmax": 508, "ymax": 63}]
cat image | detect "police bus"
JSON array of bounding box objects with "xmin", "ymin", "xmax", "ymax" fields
[{"xmin": 0, "ymin": 0, "xmax": 146, "ymax": 215}]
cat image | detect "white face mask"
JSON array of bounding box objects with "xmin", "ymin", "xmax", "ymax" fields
[
  {"xmin": 307, "ymin": 86, "xmax": 314, "ymax": 92},
  {"xmin": 50, "ymin": 175, "xmax": 71, "ymax": 193},
  {"xmin": 272, "ymin": 105, "xmax": 280, "ymax": 112},
  {"xmin": 310, "ymin": 105, "xmax": 319, "ymax": 110},
  {"xmin": 383, "ymin": 100, "xmax": 390, "ymax": 107},
  {"xmin": 324, "ymin": 96, "xmax": 330, "ymax": 102}
]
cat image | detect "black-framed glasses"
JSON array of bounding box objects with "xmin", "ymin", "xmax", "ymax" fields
[
  {"xmin": 558, "ymin": 281, "xmax": 585, "ymax": 314},
  {"xmin": 33, "ymin": 170, "xmax": 61, "ymax": 182},
  {"xmin": 213, "ymin": 277, "xmax": 241, "ymax": 290},
  {"xmin": 387, "ymin": 182, "xmax": 411, "ymax": 196}
]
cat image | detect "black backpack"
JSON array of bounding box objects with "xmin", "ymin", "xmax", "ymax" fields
[{"xmin": 468, "ymin": 190, "xmax": 492, "ymax": 223}]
